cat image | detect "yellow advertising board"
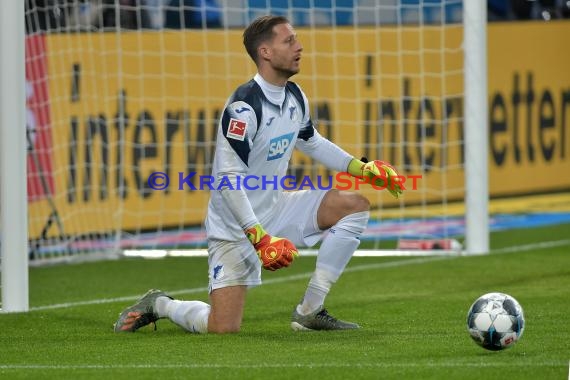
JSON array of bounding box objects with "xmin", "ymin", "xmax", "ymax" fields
[
  {"xmin": 28, "ymin": 22, "xmax": 570, "ymax": 238},
  {"xmin": 486, "ymin": 22, "xmax": 570, "ymax": 195}
]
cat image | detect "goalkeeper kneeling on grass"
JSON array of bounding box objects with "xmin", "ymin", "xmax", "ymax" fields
[{"xmin": 114, "ymin": 15, "xmax": 404, "ymax": 334}]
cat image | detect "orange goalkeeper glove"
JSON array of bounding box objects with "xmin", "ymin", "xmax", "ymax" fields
[
  {"xmin": 348, "ymin": 157, "xmax": 404, "ymax": 199},
  {"xmin": 245, "ymin": 224, "xmax": 299, "ymax": 271}
]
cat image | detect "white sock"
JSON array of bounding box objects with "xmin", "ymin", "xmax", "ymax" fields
[
  {"xmin": 156, "ymin": 297, "xmax": 210, "ymax": 334},
  {"xmin": 299, "ymin": 211, "xmax": 369, "ymax": 315},
  {"xmin": 297, "ymin": 269, "xmax": 334, "ymax": 315}
]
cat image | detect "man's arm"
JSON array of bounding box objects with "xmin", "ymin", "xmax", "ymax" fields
[
  {"xmin": 217, "ymin": 183, "xmax": 298, "ymax": 271},
  {"xmin": 214, "ymin": 101, "xmax": 298, "ymax": 270},
  {"xmin": 346, "ymin": 157, "xmax": 404, "ymax": 199},
  {"xmin": 295, "ymin": 121, "xmax": 403, "ymax": 199},
  {"xmin": 291, "ymin": 82, "xmax": 403, "ymax": 198},
  {"xmin": 295, "ymin": 121, "xmax": 353, "ymax": 173}
]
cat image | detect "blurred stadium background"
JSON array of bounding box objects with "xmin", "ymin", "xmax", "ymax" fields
[
  {"xmin": 0, "ymin": 2, "xmax": 568, "ymax": 379},
  {"xmin": 1, "ymin": 0, "xmax": 569, "ymax": 305}
]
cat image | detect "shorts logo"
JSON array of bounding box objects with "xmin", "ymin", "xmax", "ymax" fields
[
  {"xmin": 267, "ymin": 132, "xmax": 295, "ymax": 161},
  {"xmin": 226, "ymin": 118, "xmax": 246, "ymax": 141},
  {"xmin": 213, "ymin": 264, "xmax": 224, "ymax": 280}
]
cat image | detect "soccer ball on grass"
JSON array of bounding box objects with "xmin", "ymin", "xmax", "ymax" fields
[{"xmin": 466, "ymin": 292, "xmax": 525, "ymax": 351}]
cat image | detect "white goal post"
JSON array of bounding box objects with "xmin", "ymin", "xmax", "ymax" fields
[
  {"xmin": 1, "ymin": 0, "xmax": 28, "ymax": 312},
  {"xmin": 463, "ymin": 0, "xmax": 489, "ymax": 255},
  {"xmin": 2, "ymin": 1, "xmax": 488, "ymax": 312}
]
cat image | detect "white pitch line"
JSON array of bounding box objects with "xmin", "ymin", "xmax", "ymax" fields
[
  {"xmin": 492, "ymin": 239, "xmax": 570, "ymax": 254},
  {"xmin": 0, "ymin": 362, "xmax": 565, "ymax": 370},
  {"xmin": 27, "ymin": 239, "xmax": 570, "ymax": 312},
  {"xmin": 29, "ymin": 256, "xmax": 446, "ymax": 311}
]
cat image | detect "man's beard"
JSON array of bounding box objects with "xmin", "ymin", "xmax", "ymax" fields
[{"xmin": 275, "ymin": 65, "xmax": 299, "ymax": 78}]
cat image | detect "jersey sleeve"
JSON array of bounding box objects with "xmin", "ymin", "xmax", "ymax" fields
[
  {"xmin": 213, "ymin": 100, "xmax": 261, "ymax": 231},
  {"xmin": 292, "ymin": 86, "xmax": 353, "ymax": 173},
  {"xmin": 219, "ymin": 181, "xmax": 259, "ymax": 230},
  {"xmin": 217, "ymin": 100, "xmax": 259, "ymax": 172},
  {"xmin": 296, "ymin": 124, "xmax": 353, "ymax": 173}
]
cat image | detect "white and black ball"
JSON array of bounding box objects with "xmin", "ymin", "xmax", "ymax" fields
[{"xmin": 466, "ymin": 292, "xmax": 525, "ymax": 351}]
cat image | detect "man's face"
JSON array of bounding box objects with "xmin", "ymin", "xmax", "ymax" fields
[{"xmin": 263, "ymin": 23, "xmax": 303, "ymax": 78}]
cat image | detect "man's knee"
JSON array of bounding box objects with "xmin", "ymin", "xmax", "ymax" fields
[
  {"xmin": 332, "ymin": 190, "xmax": 370, "ymax": 215},
  {"xmin": 207, "ymin": 285, "xmax": 247, "ymax": 334},
  {"xmin": 318, "ymin": 190, "xmax": 370, "ymax": 229},
  {"xmin": 350, "ymin": 192, "xmax": 370, "ymax": 213},
  {"xmin": 208, "ymin": 315, "xmax": 241, "ymax": 334}
]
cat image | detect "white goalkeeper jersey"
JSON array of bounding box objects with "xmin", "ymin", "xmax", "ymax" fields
[{"xmin": 205, "ymin": 74, "xmax": 353, "ymax": 242}]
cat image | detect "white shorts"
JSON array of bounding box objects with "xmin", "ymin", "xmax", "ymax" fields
[{"xmin": 208, "ymin": 190, "xmax": 328, "ymax": 292}]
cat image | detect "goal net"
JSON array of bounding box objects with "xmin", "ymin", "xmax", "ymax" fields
[{"xmin": 23, "ymin": 0, "xmax": 473, "ymax": 263}]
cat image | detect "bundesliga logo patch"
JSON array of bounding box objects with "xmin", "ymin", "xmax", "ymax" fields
[{"xmin": 226, "ymin": 118, "xmax": 247, "ymax": 141}]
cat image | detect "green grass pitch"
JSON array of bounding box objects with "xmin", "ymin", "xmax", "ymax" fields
[{"xmin": 0, "ymin": 223, "xmax": 569, "ymax": 379}]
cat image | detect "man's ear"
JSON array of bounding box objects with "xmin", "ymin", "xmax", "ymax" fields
[{"xmin": 259, "ymin": 45, "xmax": 270, "ymax": 61}]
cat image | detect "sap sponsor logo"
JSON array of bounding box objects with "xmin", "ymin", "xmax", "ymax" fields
[
  {"xmin": 267, "ymin": 132, "xmax": 295, "ymax": 161},
  {"xmin": 226, "ymin": 118, "xmax": 247, "ymax": 141}
]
